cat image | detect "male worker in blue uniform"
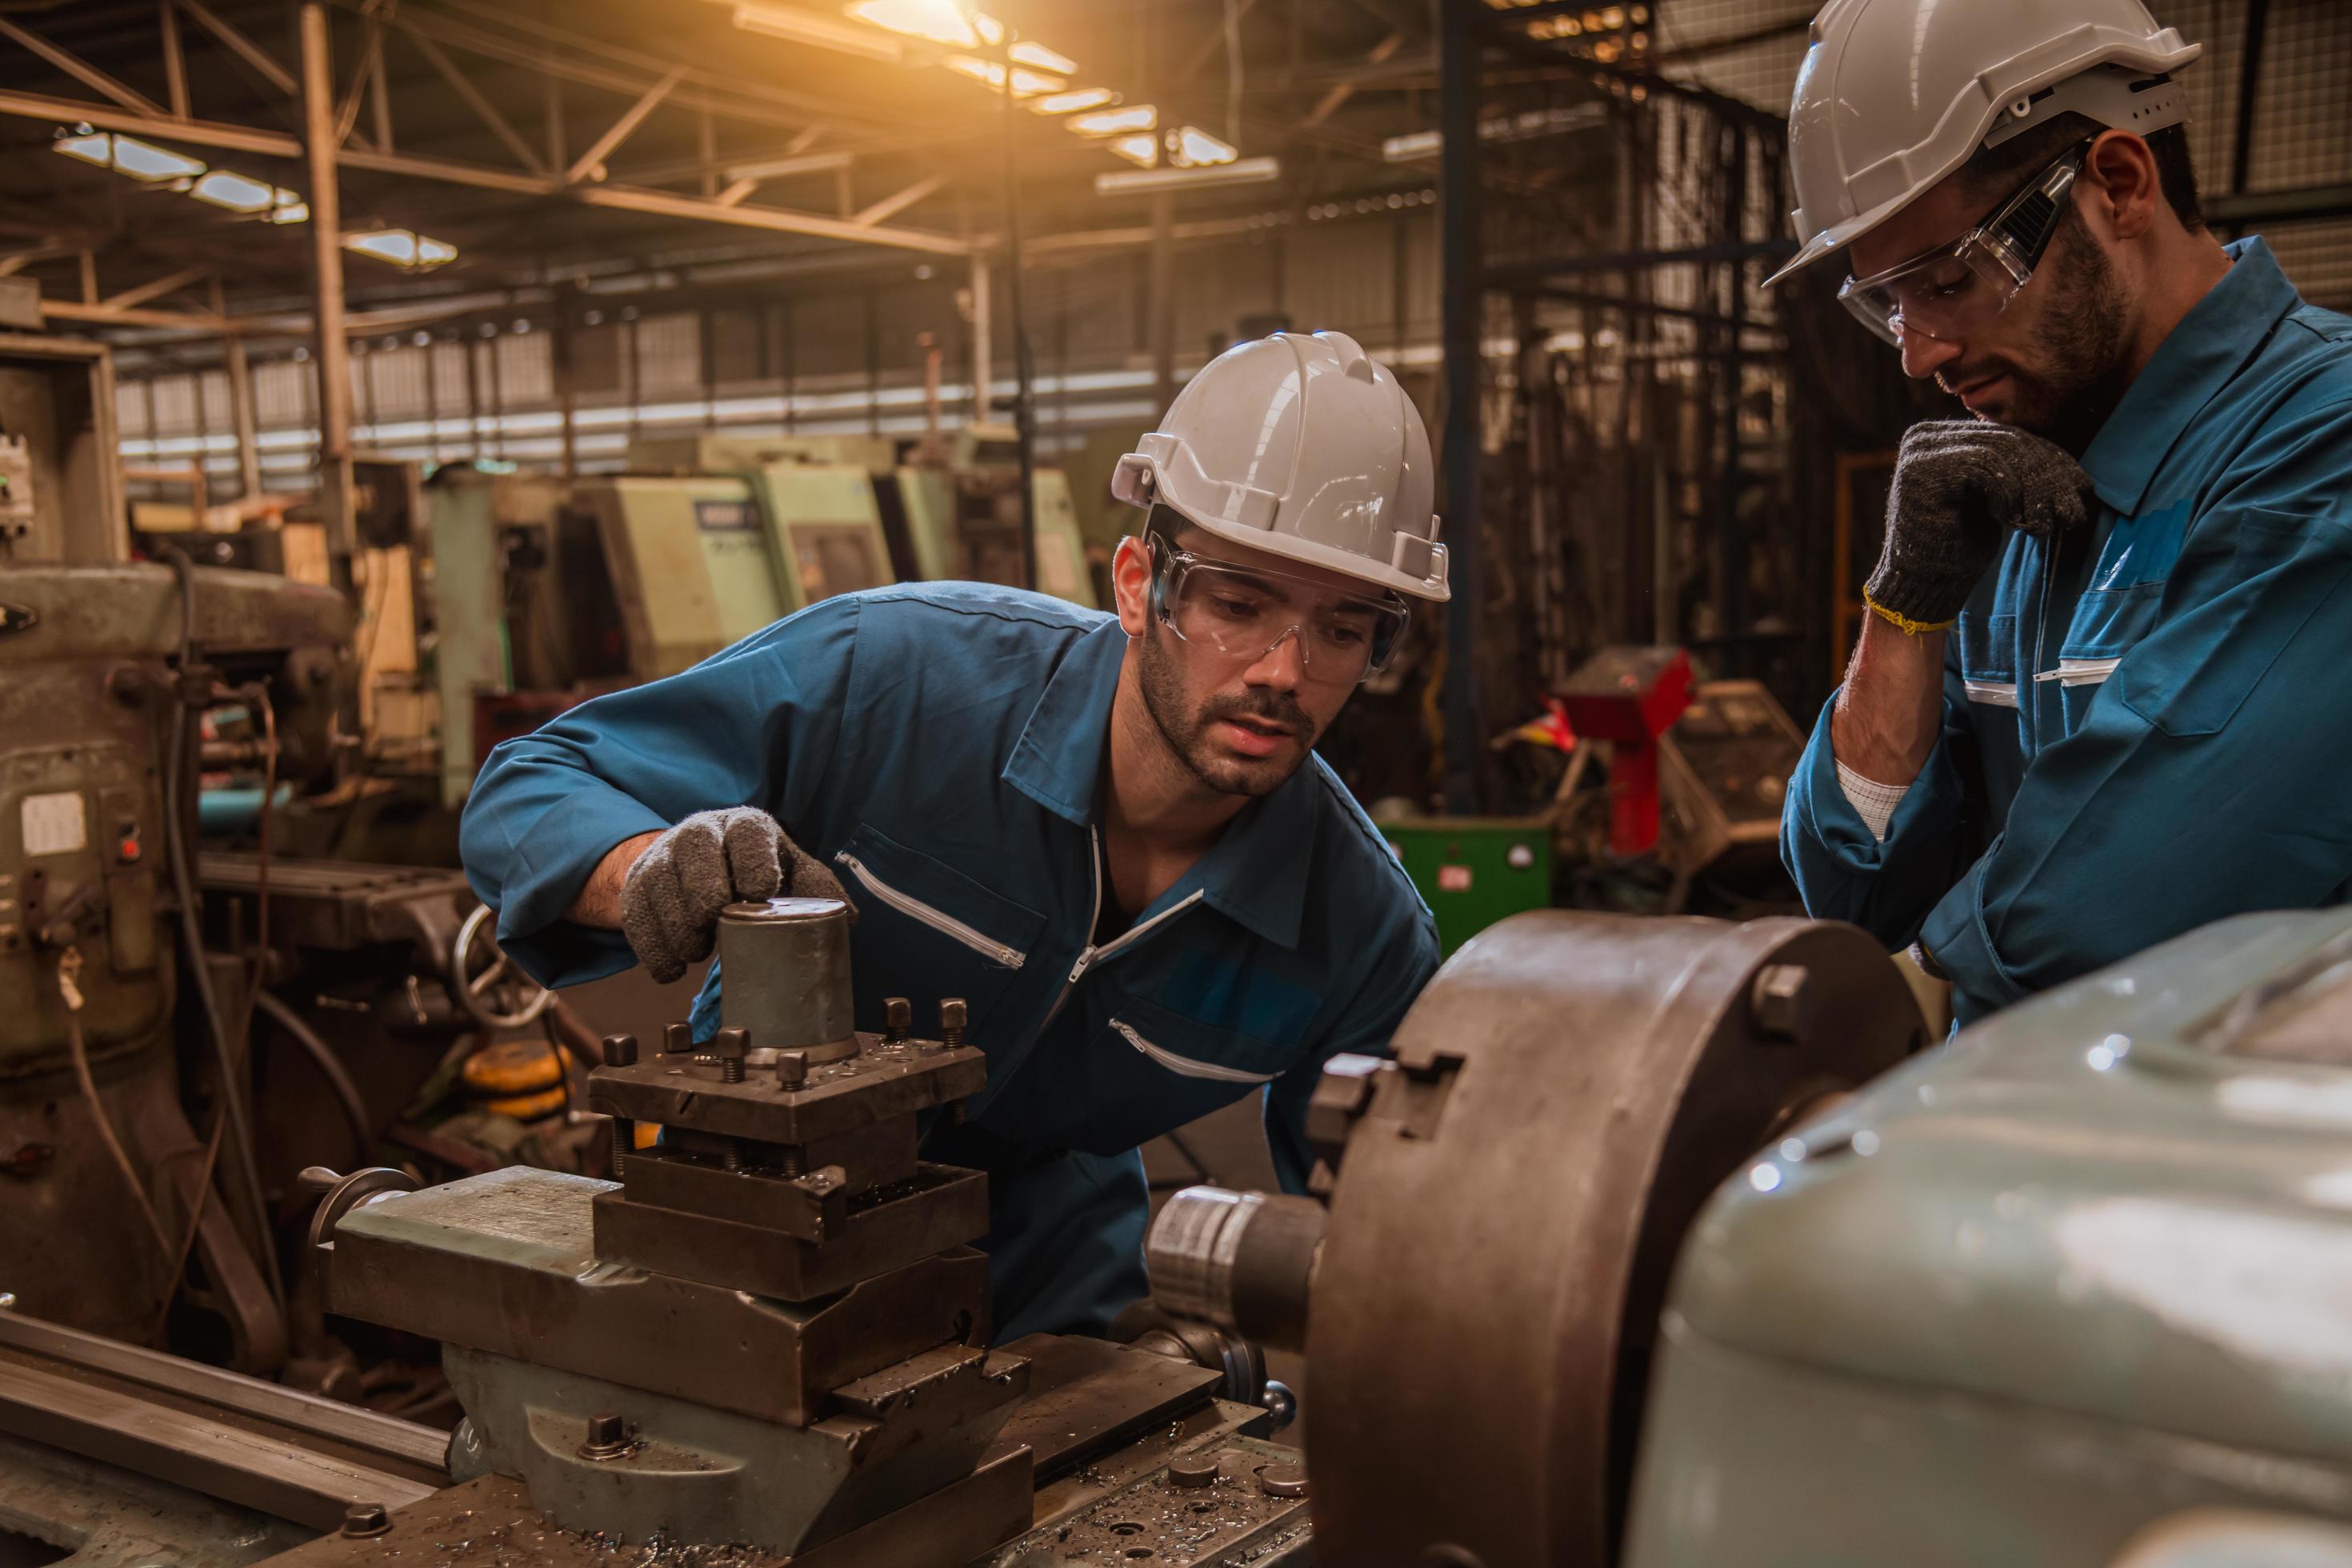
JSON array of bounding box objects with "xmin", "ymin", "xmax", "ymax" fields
[
  {"xmin": 1774, "ymin": 0, "xmax": 2352, "ymax": 1028},
  {"xmin": 460, "ymin": 330, "xmax": 1445, "ymax": 1339}
]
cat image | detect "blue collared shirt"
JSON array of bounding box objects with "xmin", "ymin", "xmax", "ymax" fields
[
  {"xmin": 460, "ymin": 582, "xmax": 1439, "ymax": 1338},
  {"xmin": 1785, "ymin": 238, "xmax": 2352, "ymax": 1028}
]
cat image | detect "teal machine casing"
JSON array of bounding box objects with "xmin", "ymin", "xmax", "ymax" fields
[{"xmin": 1624, "ymin": 907, "xmax": 2352, "ymax": 1568}]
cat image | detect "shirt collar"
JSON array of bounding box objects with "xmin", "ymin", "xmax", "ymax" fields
[
  {"xmin": 1002, "ymin": 618, "xmax": 1318, "ymax": 949},
  {"xmin": 2080, "ymin": 236, "xmax": 2300, "ymax": 517}
]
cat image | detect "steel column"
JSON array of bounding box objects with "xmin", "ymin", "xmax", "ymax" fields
[
  {"xmin": 1438, "ymin": 0, "xmax": 1484, "ymax": 813},
  {"xmin": 217, "ymin": 278, "xmax": 262, "ymax": 500},
  {"xmin": 970, "ymin": 249, "xmax": 993, "ymax": 422},
  {"xmin": 299, "ymin": 2, "xmax": 354, "ymax": 591}
]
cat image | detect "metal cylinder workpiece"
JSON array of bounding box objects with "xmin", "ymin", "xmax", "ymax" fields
[
  {"xmin": 1146, "ymin": 1186, "xmax": 1325, "ymax": 1354},
  {"xmin": 716, "ymin": 898, "xmax": 858, "ymax": 1062}
]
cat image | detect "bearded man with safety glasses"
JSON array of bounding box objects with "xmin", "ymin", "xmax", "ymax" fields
[
  {"xmin": 1774, "ymin": 0, "xmax": 2352, "ymax": 1030},
  {"xmin": 458, "ymin": 329, "xmax": 1444, "ymax": 1341}
]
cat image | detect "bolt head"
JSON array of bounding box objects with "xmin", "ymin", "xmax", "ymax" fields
[
  {"xmin": 585, "ymin": 1410, "xmax": 626, "ymax": 1446},
  {"xmin": 1257, "ymin": 1462, "xmax": 1308, "ymax": 1499},
  {"xmin": 940, "ymin": 998, "xmax": 968, "ymax": 1031},
  {"xmin": 605, "ymin": 1034, "xmax": 638, "ymax": 1067},
  {"xmin": 662, "ymin": 1022, "xmax": 694, "ymax": 1054},
  {"xmin": 774, "ymin": 1049, "xmax": 809, "ymax": 1087},
  {"xmin": 714, "ymin": 1026, "xmax": 750, "ymax": 1060},
  {"xmin": 1751, "ymin": 965, "xmax": 1812, "ymax": 1040},
  {"xmin": 341, "ymin": 1501, "xmax": 390, "ymax": 1537}
]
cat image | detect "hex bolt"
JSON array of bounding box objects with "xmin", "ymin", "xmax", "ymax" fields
[
  {"xmin": 609, "ymin": 1117, "xmax": 634, "ymax": 1178},
  {"xmin": 603, "ymin": 1033, "xmax": 638, "ymax": 1068},
  {"xmin": 578, "ymin": 1410, "xmax": 635, "ymax": 1461},
  {"xmin": 781, "ymin": 1144, "xmax": 806, "ymax": 1178},
  {"xmin": 1750, "ymin": 965, "xmax": 1812, "ymax": 1042},
  {"xmin": 941, "ymin": 998, "xmax": 967, "ymax": 1049},
  {"xmin": 341, "ymin": 1501, "xmax": 391, "ymax": 1538},
  {"xmin": 1258, "ymin": 1463, "xmax": 1308, "ymax": 1498},
  {"xmin": 718, "ymin": 1139, "xmax": 743, "ymax": 1174},
  {"xmin": 883, "ymin": 996, "xmax": 911, "ymax": 1042},
  {"xmin": 774, "ymin": 1049, "xmax": 809, "ymax": 1089},
  {"xmin": 715, "ymin": 1026, "xmax": 750, "ymax": 1082},
  {"xmin": 662, "ymin": 1022, "xmax": 694, "ymax": 1055},
  {"xmin": 1167, "ymin": 1453, "xmax": 1221, "ymax": 1489}
]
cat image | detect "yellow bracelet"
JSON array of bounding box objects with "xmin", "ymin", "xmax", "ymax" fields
[{"xmin": 1862, "ymin": 593, "xmax": 1955, "ymax": 638}]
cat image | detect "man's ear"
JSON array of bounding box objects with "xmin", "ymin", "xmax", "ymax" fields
[
  {"xmin": 1112, "ymin": 534, "xmax": 1153, "ymax": 636},
  {"xmin": 2083, "ymin": 129, "xmax": 2162, "ymax": 242}
]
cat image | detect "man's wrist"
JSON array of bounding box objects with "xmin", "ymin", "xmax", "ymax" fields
[{"xmin": 567, "ymin": 830, "xmax": 662, "ymax": 928}]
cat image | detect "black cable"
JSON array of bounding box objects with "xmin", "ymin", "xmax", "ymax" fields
[
  {"xmin": 159, "ymin": 549, "xmax": 289, "ymax": 1318},
  {"xmin": 253, "ymin": 990, "xmax": 372, "ymax": 1165}
]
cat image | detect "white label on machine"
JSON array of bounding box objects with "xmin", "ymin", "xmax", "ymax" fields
[{"xmin": 20, "ymin": 791, "xmax": 86, "ymax": 857}]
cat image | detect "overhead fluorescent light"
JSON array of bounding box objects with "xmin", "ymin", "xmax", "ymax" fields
[
  {"xmin": 1031, "ymin": 86, "xmax": 1118, "ymax": 115},
  {"xmin": 191, "ymin": 170, "xmax": 304, "ymax": 215},
  {"xmin": 267, "ymin": 202, "xmax": 310, "ymax": 225},
  {"xmin": 54, "ymin": 131, "xmax": 206, "ymax": 182},
  {"xmin": 1107, "ymin": 133, "xmax": 1158, "ymax": 167},
  {"xmin": 942, "ymin": 56, "xmax": 1066, "ymax": 95},
  {"xmin": 844, "ymin": 0, "xmax": 982, "ymax": 47},
  {"xmin": 1069, "ymin": 105, "xmax": 1155, "ymax": 138},
  {"xmin": 1166, "ymin": 126, "xmax": 1238, "ymax": 168},
  {"xmin": 734, "ymin": 3, "xmax": 905, "ymax": 59},
  {"xmin": 1009, "ymin": 39, "xmax": 1078, "ymax": 74},
  {"xmin": 1094, "ymin": 156, "xmax": 1282, "ymax": 195},
  {"xmin": 344, "ymin": 230, "xmax": 458, "ymax": 269}
]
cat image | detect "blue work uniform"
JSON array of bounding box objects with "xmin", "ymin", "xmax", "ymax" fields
[
  {"xmin": 460, "ymin": 582, "xmax": 1440, "ymax": 1340},
  {"xmin": 1784, "ymin": 238, "xmax": 2352, "ymax": 1029}
]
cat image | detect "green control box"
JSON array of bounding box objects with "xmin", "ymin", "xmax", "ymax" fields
[{"xmin": 1378, "ymin": 814, "xmax": 1554, "ymax": 957}]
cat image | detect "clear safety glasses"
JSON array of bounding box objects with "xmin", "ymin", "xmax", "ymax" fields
[
  {"xmin": 1838, "ymin": 141, "xmax": 2091, "ymax": 349},
  {"xmin": 1146, "ymin": 516, "xmax": 1411, "ymax": 686}
]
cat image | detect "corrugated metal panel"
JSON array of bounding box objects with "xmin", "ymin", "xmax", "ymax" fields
[
  {"xmin": 198, "ymin": 371, "xmax": 231, "ymax": 434},
  {"xmin": 366, "ymin": 346, "xmax": 430, "ymax": 419},
  {"xmin": 255, "ymin": 360, "xmax": 310, "ymax": 425},
  {"xmin": 494, "ymin": 331, "xmax": 553, "ymax": 402},
  {"xmin": 150, "ymin": 374, "xmax": 198, "ymax": 435},
  {"xmin": 430, "ymin": 343, "xmax": 473, "ymax": 410},
  {"xmin": 114, "ymin": 380, "xmax": 147, "ymax": 438},
  {"xmin": 634, "ymin": 311, "xmax": 702, "ymax": 394},
  {"xmin": 574, "ymin": 322, "xmax": 626, "ymax": 394}
]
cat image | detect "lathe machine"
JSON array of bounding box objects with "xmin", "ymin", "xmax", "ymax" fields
[{"xmin": 11, "ymin": 890, "xmax": 2352, "ymax": 1565}]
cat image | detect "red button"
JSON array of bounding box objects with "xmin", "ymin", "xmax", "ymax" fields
[{"xmin": 118, "ymin": 837, "xmax": 141, "ymax": 862}]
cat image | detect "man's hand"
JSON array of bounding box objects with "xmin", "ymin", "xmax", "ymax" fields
[
  {"xmin": 1865, "ymin": 422, "xmax": 2094, "ymax": 634},
  {"xmin": 614, "ymin": 809, "xmax": 849, "ymax": 982}
]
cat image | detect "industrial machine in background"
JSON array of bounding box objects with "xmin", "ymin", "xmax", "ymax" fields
[{"xmin": 1379, "ymin": 644, "xmax": 1811, "ymax": 954}]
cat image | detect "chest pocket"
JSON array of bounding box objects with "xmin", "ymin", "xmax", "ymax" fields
[
  {"xmin": 1054, "ymin": 986, "xmax": 1301, "ymax": 1157},
  {"xmin": 1956, "ymin": 613, "xmax": 2020, "ymax": 711},
  {"xmin": 832, "ymin": 822, "xmax": 1044, "ymax": 1044},
  {"xmin": 2047, "ymin": 505, "xmax": 2188, "ymax": 731},
  {"xmin": 2119, "ymin": 509, "xmax": 2352, "ymax": 738}
]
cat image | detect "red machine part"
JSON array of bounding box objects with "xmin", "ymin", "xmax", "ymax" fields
[{"xmin": 1554, "ymin": 647, "xmax": 1693, "ymax": 857}]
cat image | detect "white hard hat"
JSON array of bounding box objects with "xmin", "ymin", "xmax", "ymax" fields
[
  {"xmin": 1112, "ymin": 329, "xmax": 1448, "ymax": 602},
  {"xmin": 1765, "ymin": 0, "xmax": 2202, "ymax": 288}
]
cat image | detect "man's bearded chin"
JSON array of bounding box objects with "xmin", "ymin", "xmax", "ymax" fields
[
  {"xmin": 1137, "ymin": 626, "xmax": 1318, "ymax": 798},
  {"xmin": 1938, "ymin": 223, "xmax": 2132, "ymax": 450}
]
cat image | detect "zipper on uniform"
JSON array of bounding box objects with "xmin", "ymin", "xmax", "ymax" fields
[
  {"xmin": 834, "ymin": 850, "xmax": 1026, "ymax": 968},
  {"xmin": 1110, "ymin": 1016, "xmax": 1276, "ymax": 1084},
  {"xmin": 1039, "ymin": 825, "xmax": 1206, "ymax": 1030}
]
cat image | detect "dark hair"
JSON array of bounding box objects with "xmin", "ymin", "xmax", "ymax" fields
[{"xmin": 1957, "ymin": 109, "xmax": 2205, "ymax": 233}]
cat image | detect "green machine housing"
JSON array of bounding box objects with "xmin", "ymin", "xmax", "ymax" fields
[{"xmin": 1623, "ymin": 906, "xmax": 2352, "ymax": 1568}]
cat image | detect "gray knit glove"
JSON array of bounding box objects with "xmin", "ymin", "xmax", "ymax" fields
[
  {"xmin": 1866, "ymin": 422, "xmax": 2094, "ymax": 633},
  {"xmin": 619, "ymin": 809, "xmax": 849, "ymax": 982}
]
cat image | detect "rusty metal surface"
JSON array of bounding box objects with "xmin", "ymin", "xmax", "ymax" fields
[
  {"xmin": 590, "ymin": 1165, "xmax": 988, "ymax": 1302},
  {"xmin": 589, "ymin": 1039, "xmax": 986, "ymax": 1145},
  {"xmin": 0, "ymin": 1310, "xmax": 447, "ymax": 1478},
  {"xmin": 1026, "ymin": 1400, "xmax": 1274, "ymax": 1538},
  {"xmin": 981, "ymin": 1436, "xmax": 1310, "ymax": 1568},
  {"xmin": 252, "ymin": 1450, "xmax": 1037, "ymax": 1568},
  {"xmin": 0, "ymin": 1346, "xmax": 439, "ymax": 1532},
  {"xmin": 1306, "ymin": 911, "xmax": 1926, "ymax": 1568},
  {"xmin": 330, "ymin": 1166, "xmax": 991, "ymax": 1423},
  {"xmin": 201, "ymin": 852, "xmax": 472, "ymax": 952},
  {"xmin": 0, "ymin": 1428, "xmax": 313, "ymax": 1567},
  {"xmin": 0, "ymin": 563, "xmax": 352, "ymax": 665},
  {"xmin": 986, "ymin": 1335, "xmax": 1222, "ymax": 1483}
]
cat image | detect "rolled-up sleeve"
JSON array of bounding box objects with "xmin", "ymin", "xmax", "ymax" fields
[
  {"xmin": 458, "ymin": 597, "xmax": 860, "ymax": 986},
  {"xmin": 1782, "ymin": 665, "xmax": 1982, "ymax": 954},
  {"xmin": 1922, "ymin": 502, "xmax": 2352, "ymax": 1026}
]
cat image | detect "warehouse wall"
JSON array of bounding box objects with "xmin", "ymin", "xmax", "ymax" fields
[{"xmin": 112, "ymin": 202, "xmax": 1443, "ymax": 496}]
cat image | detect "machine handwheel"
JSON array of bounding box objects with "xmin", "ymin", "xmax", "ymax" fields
[{"xmin": 450, "ymin": 903, "xmax": 553, "ymax": 1030}]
